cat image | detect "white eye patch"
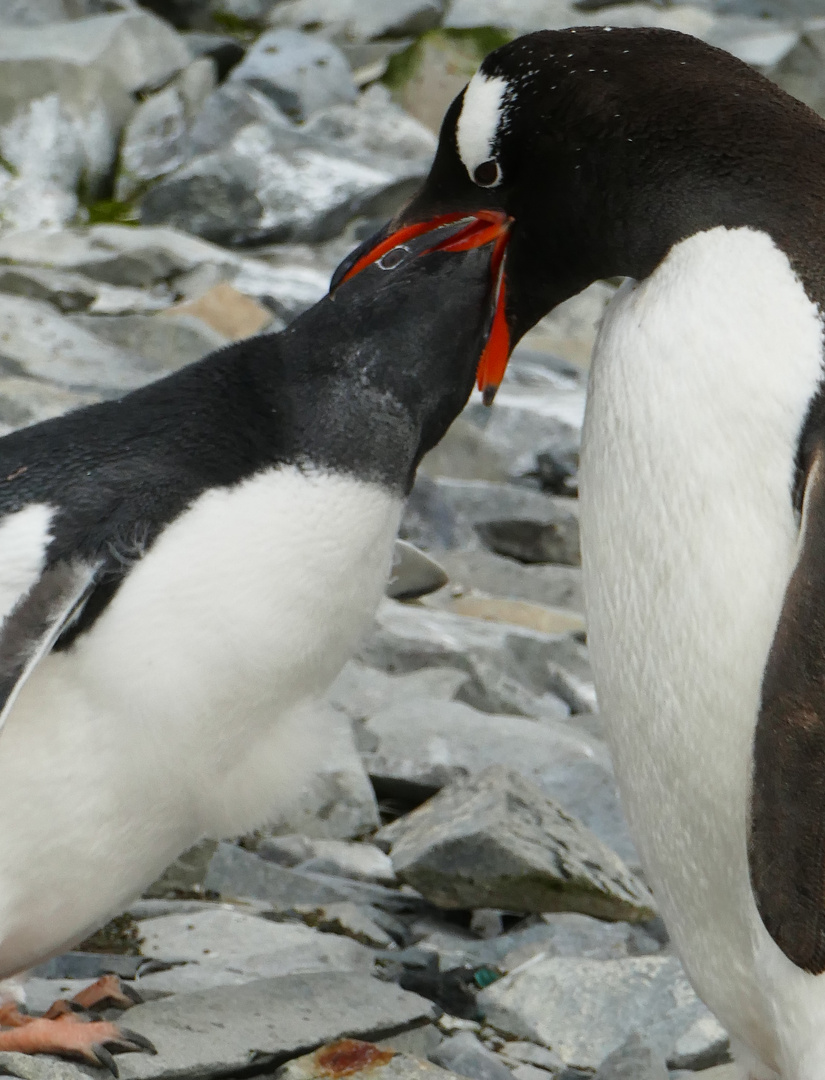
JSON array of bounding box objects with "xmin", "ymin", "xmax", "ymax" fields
[{"xmin": 456, "ymin": 71, "xmax": 509, "ymax": 186}]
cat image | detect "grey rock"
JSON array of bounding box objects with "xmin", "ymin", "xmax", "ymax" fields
[
  {"xmin": 135, "ymin": 908, "xmax": 373, "ymax": 994},
  {"xmin": 434, "ymin": 550, "xmax": 583, "ymax": 617},
  {"xmin": 144, "ymin": 838, "xmax": 218, "ymax": 899},
  {"xmin": 286, "ymin": 901, "xmax": 398, "ymax": 948},
  {"xmin": 0, "ymin": 1053, "xmax": 88, "ymax": 1080},
  {"xmin": 422, "ymin": 479, "xmax": 579, "ymax": 557},
  {"xmin": 414, "ymin": 912, "xmax": 661, "ymax": 976},
  {"xmin": 276, "ymin": 1044, "xmax": 457, "ymax": 1080},
  {"xmin": 465, "ymin": 404, "xmax": 582, "ymax": 488},
  {"xmin": 0, "ymin": 1, "xmax": 138, "ymax": 26},
  {"xmin": 258, "ymin": 834, "xmax": 315, "ymax": 867},
  {"xmin": 0, "ymin": 376, "xmax": 100, "ymax": 431},
  {"xmin": 229, "ymin": 29, "xmax": 356, "ymax": 122},
  {"xmin": 479, "ymin": 955, "xmax": 729, "ymax": 1072},
  {"xmin": 115, "ymin": 84, "xmax": 189, "ymax": 201},
  {"xmin": 204, "ymin": 841, "xmax": 429, "ymax": 915},
  {"xmin": 594, "ymin": 1033, "xmax": 668, "ymax": 1080},
  {"xmin": 362, "ymin": 697, "xmax": 636, "ymax": 862},
  {"xmin": 142, "ymin": 86, "xmax": 432, "ymax": 245},
  {"xmin": 91, "ymin": 973, "xmax": 438, "ymax": 1080},
  {"xmin": 140, "ymin": 120, "xmax": 403, "ymax": 245},
  {"xmin": 432, "ymin": 1032, "xmax": 514, "ymax": 1080},
  {"xmin": 497, "ymin": 1042, "xmax": 564, "ymax": 1074},
  {"xmin": 0, "ymin": 10, "xmax": 188, "ymax": 227},
  {"xmin": 291, "ymin": 839, "xmax": 396, "ymax": 885},
  {"xmin": 70, "ymin": 311, "xmax": 229, "ymax": 371},
  {"xmin": 0, "ymin": 265, "xmax": 172, "ymax": 315},
  {"xmin": 379, "ymin": 766, "xmax": 654, "ymax": 921},
  {"xmin": 388, "ymin": 540, "xmax": 449, "ymax": 600},
  {"xmin": 666, "ymin": 1015, "xmax": 732, "ymax": 1071},
  {"xmin": 0, "ymin": 294, "xmax": 161, "ymax": 393},
  {"xmin": 476, "ymin": 516, "xmax": 580, "ymax": 567},
  {"xmin": 378, "ymin": 1027, "xmax": 445, "ymax": 1058},
  {"xmin": 182, "ymin": 31, "xmax": 245, "ymax": 79},
  {"xmin": 329, "ymin": 661, "xmax": 469, "ymax": 724},
  {"xmin": 267, "ymin": 0, "xmax": 446, "ymax": 41},
  {"xmin": 768, "ymin": 28, "xmax": 825, "ymax": 119}
]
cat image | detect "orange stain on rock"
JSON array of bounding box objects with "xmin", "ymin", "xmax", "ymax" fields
[{"xmin": 314, "ymin": 1039, "xmax": 395, "ymax": 1077}]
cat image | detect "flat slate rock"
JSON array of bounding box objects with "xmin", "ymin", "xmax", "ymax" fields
[
  {"xmin": 378, "ymin": 766, "xmax": 654, "ymax": 922},
  {"xmin": 134, "ymin": 908, "xmax": 373, "ymax": 993},
  {"xmin": 478, "ymin": 955, "xmax": 729, "ymax": 1072},
  {"xmin": 276, "ymin": 1042, "xmax": 457, "ymax": 1080},
  {"xmin": 15, "ymin": 975, "xmax": 438, "ymax": 1080},
  {"xmin": 204, "ymin": 841, "xmax": 429, "ymax": 915}
]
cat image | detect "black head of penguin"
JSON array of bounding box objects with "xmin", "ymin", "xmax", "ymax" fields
[
  {"xmin": 338, "ymin": 27, "xmax": 825, "ymax": 348},
  {"xmin": 270, "ymin": 236, "xmax": 494, "ymax": 490}
]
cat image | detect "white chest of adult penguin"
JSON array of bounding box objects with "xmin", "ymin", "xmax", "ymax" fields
[
  {"xmin": 0, "ymin": 231, "xmax": 501, "ymax": 1065},
  {"xmin": 338, "ymin": 26, "xmax": 825, "ymax": 1080}
]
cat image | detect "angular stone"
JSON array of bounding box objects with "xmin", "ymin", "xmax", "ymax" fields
[
  {"xmin": 0, "ymin": 376, "xmax": 99, "ymax": 432},
  {"xmin": 115, "ymin": 83, "xmax": 189, "ymax": 201},
  {"xmin": 70, "ymin": 311, "xmax": 229, "ymax": 371},
  {"xmin": 431, "ymin": 1032, "xmax": 514, "ymax": 1080},
  {"xmin": 476, "ymin": 516, "xmax": 580, "ymax": 567},
  {"xmin": 96, "ymin": 974, "xmax": 438, "ymax": 1080},
  {"xmin": 478, "ymin": 954, "xmax": 729, "ymax": 1072},
  {"xmin": 0, "ymin": 265, "xmax": 172, "ymax": 315},
  {"xmin": 434, "ymin": 551, "xmax": 583, "ymax": 616},
  {"xmin": 362, "ymin": 698, "xmax": 635, "ymax": 861},
  {"xmin": 0, "ymin": 295, "xmax": 158, "ymax": 393},
  {"xmin": 497, "ymin": 1042, "xmax": 564, "ymax": 1074},
  {"xmin": 290, "ymin": 839, "xmax": 396, "ymax": 885},
  {"xmin": 593, "ymin": 1033, "xmax": 668, "ymax": 1080},
  {"xmin": 229, "ymin": 29, "xmax": 356, "ymax": 122},
  {"xmin": 388, "ymin": 540, "xmax": 449, "ymax": 600},
  {"xmin": 380, "ymin": 767, "xmax": 654, "ymax": 921},
  {"xmin": 267, "ymin": 0, "xmax": 446, "ymax": 42},
  {"xmin": 419, "ymin": 417, "xmax": 509, "ymax": 483},
  {"xmin": 135, "ymin": 908, "xmax": 373, "ymax": 994},
  {"xmin": 328, "ymin": 661, "xmax": 469, "ymax": 724},
  {"xmin": 204, "ymin": 841, "xmax": 429, "ymax": 914},
  {"xmin": 140, "ymin": 121, "xmax": 400, "ymax": 245},
  {"xmin": 276, "ymin": 1043, "xmax": 457, "ymax": 1080},
  {"xmin": 287, "ymin": 901, "xmax": 397, "ymax": 948}
]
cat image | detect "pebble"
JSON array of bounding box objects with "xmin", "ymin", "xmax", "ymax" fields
[{"xmin": 431, "ymin": 1031, "xmax": 514, "ymax": 1080}]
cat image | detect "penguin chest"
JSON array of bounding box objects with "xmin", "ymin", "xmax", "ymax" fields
[{"xmin": 578, "ymin": 226, "xmax": 824, "ymax": 1051}]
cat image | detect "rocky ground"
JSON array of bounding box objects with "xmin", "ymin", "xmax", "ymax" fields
[{"xmin": 1, "ymin": 0, "xmax": 823, "ymax": 1077}]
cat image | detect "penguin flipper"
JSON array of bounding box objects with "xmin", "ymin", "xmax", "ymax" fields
[
  {"xmin": 0, "ymin": 559, "xmax": 101, "ymax": 738},
  {"xmin": 750, "ymin": 444, "xmax": 825, "ymax": 973}
]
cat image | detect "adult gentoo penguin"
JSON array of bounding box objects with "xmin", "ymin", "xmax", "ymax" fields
[
  {"xmin": 0, "ymin": 234, "xmax": 497, "ymax": 1066},
  {"xmin": 337, "ymin": 27, "xmax": 825, "ymax": 1080}
]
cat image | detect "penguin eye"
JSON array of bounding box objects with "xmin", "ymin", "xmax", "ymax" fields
[{"xmin": 472, "ymin": 159, "xmax": 502, "ymax": 188}]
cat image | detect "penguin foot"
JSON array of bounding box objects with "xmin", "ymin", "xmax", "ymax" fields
[
  {"xmin": 66, "ymin": 974, "xmax": 142, "ymax": 1013},
  {"xmin": 0, "ymin": 1013, "xmax": 156, "ymax": 1073}
]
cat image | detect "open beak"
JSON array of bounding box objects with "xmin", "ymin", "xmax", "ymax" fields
[{"xmin": 332, "ymin": 210, "xmax": 513, "ymax": 406}]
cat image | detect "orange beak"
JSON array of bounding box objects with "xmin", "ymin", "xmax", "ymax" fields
[{"xmin": 337, "ymin": 210, "xmax": 513, "ymax": 406}]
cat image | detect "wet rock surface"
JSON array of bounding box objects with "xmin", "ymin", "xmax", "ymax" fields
[{"xmin": 0, "ymin": 0, "xmax": 809, "ymax": 1076}]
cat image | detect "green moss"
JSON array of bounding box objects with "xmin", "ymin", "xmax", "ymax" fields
[
  {"xmin": 382, "ymin": 27, "xmax": 514, "ymax": 92},
  {"xmin": 79, "ymin": 913, "xmax": 144, "ymax": 956},
  {"xmin": 211, "ymin": 10, "xmax": 262, "ymax": 40},
  {"xmin": 83, "ymin": 198, "xmax": 140, "ymax": 226},
  {"xmin": 0, "ymin": 153, "xmax": 18, "ymax": 177}
]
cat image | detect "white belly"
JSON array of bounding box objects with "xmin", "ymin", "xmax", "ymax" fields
[
  {"xmin": 0, "ymin": 466, "xmax": 401, "ymax": 977},
  {"xmin": 579, "ymin": 226, "xmax": 825, "ymax": 1078}
]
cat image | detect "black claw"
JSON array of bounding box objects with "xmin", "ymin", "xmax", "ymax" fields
[
  {"xmin": 92, "ymin": 1045, "xmax": 120, "ymax": 1077},
  {"xmin": 120, "ymin": 1028, "xmax": 157, "ymax": 1055},
  {"xmin": 121, "ymin": 983, "xmax": 143, "ymax": 1006}
]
